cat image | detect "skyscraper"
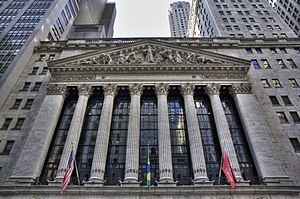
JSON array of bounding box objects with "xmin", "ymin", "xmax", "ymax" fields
[
  {"xmin": 168, "ymin": 1, "xmax": 190, "ymax": 37},
  {"xmin": 268, "ymin": 0, "xmax": 300, "ymax": 37}
]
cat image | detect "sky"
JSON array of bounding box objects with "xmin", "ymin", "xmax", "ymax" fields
[{"xmin": 107, "ymin": 0, "xmax": 192, "ymax": 38}]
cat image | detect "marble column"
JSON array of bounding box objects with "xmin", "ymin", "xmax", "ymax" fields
[
  {"xmin": 230, "ymin": 83, "xmax": 290, "ymax": 185},
  {"xmin": 122, "ymin": 83, "xmax": 143, "ymax": 186},
  {"xmin": 87, "ymin": 84, "xmax": 117, "ymax": 186},
  {"xmin": 180, "ymin": 83, "xmax": 210, "ymax": 184},
  {"xmin": 56, "ymin": 84, "xmax": 92, "ymax": 182},
  {"xmin": 205, "ymin": 83, "xmax": 243, "ymax": 181},
  {"xmin": 8, "ymin": 84, "xmax": 68, "ymax": 185},
  {"xmin": 155, "ymin": 83, "xmax": 175, "ymax": 186}
]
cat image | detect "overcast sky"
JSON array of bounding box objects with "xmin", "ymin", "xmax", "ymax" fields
[{"xmin": 107, "ymin": 0, "xmax": 192, "ymax": 38}]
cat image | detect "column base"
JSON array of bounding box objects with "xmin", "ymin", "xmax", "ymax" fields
[
  {"xmin": 263, "ymin": 176, "xmax": 293, "ymax": 186},
  {"xmin": 84, "ymin": 177, "xmax": 105, "ymax": 187},
  {"xmin": 158, "ymin": 178, "xmax": 177, "ymax": 187},
  {"xmin": 193, "ymin": 178, "xmax": 214, "ymax": 186},
  {"xmin": 6, "ymin": 176, "xmax": 35, "ymax": 185},
  {"xmin": 120, "ymin": 179, "xmax": 140, "ymax": 187}
]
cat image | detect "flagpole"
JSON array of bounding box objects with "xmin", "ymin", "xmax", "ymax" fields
[
  {"xmin": 71, "ymin": 143, "xmax": 81, "ymax": 185},
  {"xmin": 218, "ymin": 150, "xmax": 224, "ymax": 185}
]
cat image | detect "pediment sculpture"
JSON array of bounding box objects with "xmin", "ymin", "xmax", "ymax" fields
[{"xmin": 69, "ymin": 45, "xmax": 228, "ymax": 66}]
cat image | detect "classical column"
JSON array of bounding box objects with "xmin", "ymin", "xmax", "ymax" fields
[
  {"xmin": 122, "ymin": 83, "xmax": 143, "ymax": 186},
  {"xmin": 155, "ymin": 83, "xmax": 175, "ymax": 186},
  {"xmin": 8, "ymin": 84, "xmax": 68, "ymax": 185},
  {"xmin": 205, "ymin": 83, "xmax": 243, "ymax": 181},
  {"xmin": 180, "ymin": 83, "xmax": 211, "ymax": 184},
  {"xmin": 87, "ymin": 84, "xmax": 117, "ymax": 186},
  {"xmin": 56, "ymin": 84, "xmax": 92, "ymax": 182},
  {"xmin": 230, "ymin": 83, "xmax": 290, "ymax": 185}
]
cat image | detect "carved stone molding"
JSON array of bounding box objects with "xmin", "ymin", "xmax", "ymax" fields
[
  {"xmin": 78, "ymin": 84, "xmax": 92, "ymax": 97},
  {"xmin": 155, "ymin": 83, "xmax": 169, "ymax": 96},
  {"xmin": 229, "ymin": 83, "xmax": 252, "ymax": 96},
  {"xmin": 103, "ymin": 83, "xmax": 118, "ymax": 97},
  {"xmin": 180, "ymin": 83, "xmax": 195, "ymax": 96},
  {"xmin": 52, "ymin": 75, "xmax": 96, "ymax": 82},
  {"xmin": 129, "ymin": 83, "xmax": 143, "ymax": 96},
  {"xmin": 46, "ymin": 84, "xmax": 68, "ymax": 97},
  {"xmin": 205, "ymin": 83, "xmax": 221, "ymax": 96}
]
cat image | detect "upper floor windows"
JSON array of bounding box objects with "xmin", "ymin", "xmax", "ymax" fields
[
  {"xmin": 272, "ymin": 79, "xmax": 282, "ymax": 88},
  {"xmin": 1, "ymin": 118, "xmax": 12, "ymax": 130},
  {"xmin": 277, "ymin": 59, "xmax": 287, "ymax": 69},
  {"xmin": 289, "ymin": 79, "xmax": 299, "ymax": 87},
  {"xmin": 261, "ymin": 79, "xmax": 271, "ymax": 88},
  {"xmin": 287, "ymin": 59, "xmax": 297, "ymax": 69},
  {"xmin": 262, "ymin": 59, "xmax": 271, "ymax": 69}
]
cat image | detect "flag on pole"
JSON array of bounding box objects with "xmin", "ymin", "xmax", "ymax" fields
[
  {"xmin": 222, "ymin": 151, "xmax": 237, "ymax": 190},
  {"xmin": 61, "ymin": 149, "xmax": 75, "ymax": 194},
  {"xmin": 146, "ymin": 145, "xmax": 151, "ymax": 191}
]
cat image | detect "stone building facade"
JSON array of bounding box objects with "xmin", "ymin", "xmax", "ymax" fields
[{"xmin": 0, "ymin": 37, "xmax": 299, "ymax": 198}]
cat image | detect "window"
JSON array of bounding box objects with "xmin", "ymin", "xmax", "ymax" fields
[
  {"xmin": 246, "ymin": 48, "xmax": 253, "ymax": 54},
  {"xmin": 277, "ymin": 112, "xmax": 288, "ymax": 123},
  {"xmin": 39, "ymin": 67, "xmax": 48, "ymax": 75},
  {"xmin": 269, "ymin": 96, "xmax": 280, "ymax": 106},
  {"xmin": 226, "ymin": 26, "xmax": 232, "ymax": 31},
  {"xmin": 39, "ymin": 54, "xmax": 46, "ymax": 61},
  {"xmin": 223, "ymin": 18, "xmax": 228, "ymax": 23},
  {"xmin": 20, "ymin": 82, "xmax": 30, "ymax": 91},
  {"xmin": 251, "ymin": 60, "xmax": 260, "ymax": 69},
  {"xmin": 274, "ymin": 25, "xmax": 281, "ymax": 30},
  {"xmin": 279, "ymin": 48, "xmax": 287, "ymax": 53},
  {"xmin": 29, "ymin": 67, "xmax": 39, "ymax": 75},
  {"xmin": 282, "ymin": 96, "xmax": 292, "ymax": 106},
  {"xmin": 242, "ymin": 18, "xmax": 248, "ymax": 22},
  {"xmin": 230, "ymin": 18, "xmax": 236, "ymax": 22},
  {"xmin": 24, "ymin": 99, "xmax": 34, "ymax": 109},
  {"xmin": 238, "ymin": 11, "xmax": 243, "ymax": 15},
  {"xmin": 254, "ymin": 25, "xmax": 261, "ymax": 30},
  {"xmin": 289, "ymin": 79, "xmax": 299, "ymax": 87},
  {"xmin": 1, "ymin": 141, "xmax": 14, "ymax": 155},
  {"xmin": 12, "ymin": 99, "xmax": 22, "ymax": 109},
  {"xmin": 263, "ymin": 11, "xmax": 269, "ymax": 15},
  {"xmin": 277, "ymin": 59, "xmax": 287, "ymax": 69},
  {"xmin": 252, "ymin": 5, "xmax": 257, "ymax": 8},
  {"xmin": 269, "ymin": 18, "xmax": 275, "ymax": 22},
  {"xmin": 256, "ymin": 11, "xmax": 262, "ymax": 15},
  {"xmin": 237, "ymin": 34, "xmax": 244, "ymax": 38},
  {"xmin": 245, "ymin": 11, "xmax": 251, "ymax": 15},
  {"xmin": 226, "ymin": 11, "xmax": 232, "ymax": 15},
  {"xmin": 234, "ymin": 25, "xmax": 240, "ymax": 30},
  {"xmin": 1, "ymin": 118, "xmax": 12, "ymax": 130},
  {"xmin": 246, "ymin": 25, "xmax": 252, "ymax": 30},
  {"xmin": 14, "ymin": 118, "xmax": 25, "ymax": 130},
  {"xmin": 294, "ymin": 47, "xmax": 300, "ymax": 53},
  {"xmin": 255, "ymin": 48, "xmax": 262, "ymax": 54},
  {"xmin": 234, "ymin": 5, "xmax": 239, "ymax": 8},
  {"xmin": 266, "ymin": 25, "xmax": 273, "ymax": 30},
  {"xmin": 261, "ymin": 79, "xmax": 270, "ymax": 88},
  {"xmin": 272, "ymin": 79, "xmax": 282, "ymax": 88},
  {"xmin": 32, "ymin": 82, "xmax": 42, "ymax": 91},
  {"xmin": 290, "ymin": 112, "xmax": 300, "ymax": 123},
  {"xmin": 258, "ymin": 4, "xmax": 264, "ymax": 8},
  {"xmin": 287, "ymin": 59, "xmax": 297, "ymax": 69},
  {"xmin": 251, "ymin": 34, "xmax": 257, "ymax": 38},
  {"xmin": 216, "ymin": 5, "xmax": 221, "ymax": 9},
  {"xmin": 289, "ymin": 138, "xmax": 300, "ymax": 153},
  {"xmin": 261, "ymin": 18, "xmax": 267, "ymax": 22},
  {"xmin": 219, "ymin": 11, "xmax": 224, "ymax": 15},
  {"xmin": 49, "ymin": 54, "xmax": 55, "ymax": 61},
  {"xmin": 280, "ymin": 33, "xmax": 287, "ymax": 38},
  {"xmin": 223, "ymin": 5, "xmax": 228, "ymax": 9},
  {"xmin": 249, "ymin": 18, "xmax": 255, "ymax": 22},
  {"xmin": 273, "ymin": 33, "xmax": 278, "ymax": 38},
  {"xmin": 262, "ymin": 59, "xmax": 271, "ymax": 69},
  {"xmin": 270, "ymin": 48, "xmax": 277, "ymax": 54},
  {"xmin": 258, "ymin": 34, "xmax": 265, "ymax": 38},
  {"xmin": 241, "ymin": 4, "xmax": 246, "ymax": 8}
]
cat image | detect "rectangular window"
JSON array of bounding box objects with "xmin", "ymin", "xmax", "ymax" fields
[
  {"xmin": 259, "ymin": 34, "xmax": 265, "ymax": 38},
  {"xmin": 270, "ymin": 48, "xmax": 277, "ymax": 54},
  {"xmin": 254, "ymin": 25, "xmax": 261, "ymax": 30},
  {"xmin": 266, "ymin": 25, "xmax": 273, "ymax": 30},
  {"xmin": 219, "ymin": 11, "xmax": 224, "ymax": 15},
  {"xmin": 49, "ymin": 54, "xmax": 55, "ymax": 61},
  {"xmin": 282, "ymin": 96, "xmax": 292, "ymax": 106},
  {"xmin": 222, "ymin": 18, "xmax": 228, "ymax": 23},
  {"xmin": 20, "ymin": 82, "xmax": 31, "ymax": 91},
  {"xmin": 287, "ymin": 59, "xmax": 297, "ymax": 69},
  {"xmin": 272, "ymin": 79, "xmax": 282, "ymax": 88},
  {"xmin": 255, "ymin": 48, "xmax": 262, "ymax": 54},
  {"xmin": 277, "ymin": 112, "xmax": 289, "ymax": 123},
  {"xmin": 1, "ymin": 118, "xmax": 12, "ymax": 130},
  {"xmin": 290, "ymin": 112, "xmax": 300, "ymax": 123},
  {"xmin": 65, "ymin": 5, "xmax": 72, "ymax": 19},
  {"xmin": 249, "ymin": 18, "xmax": 255, "ymax": 22},
  {"xmin": 289, "ymin": 138, "xmax": 300, "ymax": 153},
  {"xmin": 32, "ymin": 82, "xmax": 42, "ymax": 91},
  {"xmin": 39, "ymin": 54, "xmax": 46, "ymax": 61},
  {"xmin": 279, "ymin": 47, "xmax": 287, "ymax": 53},
  {"xmin": 245, "ymin": 11, "xmax": 251, "ymax": 15},
  {"xmin": 29, "ymin": 67, "xmax": 39, "ymax": 75},
  {"xmin": 11, "ymin": 99, "xmax": 22, "ymax": 109},
  {"xmin": 24, "ymin": 99, "xmax": 34, "ymax": 109},
  {"xmin": 226, "ymin": 11, "xmax": 232, "ymax": 15},
  {"xmin": 238, "ymin": 11, "xmax": 243, "ymax": 15},
  {"xmin": 61, "ymin": 10, "xmax": 69, "ymax": 25},
  {"xmin": 261, "ymin": 18, "xmax": 267, "ymax": 22},
  {"xmin": 242, "ymin": 18, "xmax": 248, "ymax": 22},
  {"xmin": 251, "ymin": 34, "xmax": 257, "ymax": 38},
  {"xmin": 263, "ymin": 11, "xmax": 269, "ymax": 15},
  {"xmin": 246, "ymin": 48, "xmax": 253, "ymax": 54},
  {"xmin": 14, "ymin": 118, "xmax": 25, "ymax": 130},
  {"xmin": 269, "ymin": 96, "xmax": 280, "ymax": 106},
  {"xmin": 262, "ymin": 59, "xmax": 271, "ymax": 69},
  {"xmin": 233, "ymin": 25, "xmax": 240, "ymax": 30},
  {"xmin": 251, "ymin": 60, "xmax": 260, "ymax": 68},
  {"xmin": 261, "ymin": 79, "xmax": 270, "ymax": 88},
  {"xmin": 246, "ymin": 25, "xmax": 252, "ymax": 30},
  {"xmin": 226, "ymin": 26, "xmax": 232, "ymax": 31},
  {"xmin": 1, "ymin": 141, "xmax": 14, "ymax": 155},
  {"xmin": 277, "ymin": 59, "xmax": 287, "ymax": 69},
  {"xmin": 257, "ymin": 11, "xmax": 262, "ymax": 15},
  {"xmin": 289, "ymin": 79, "xmax": 299, "ymax": 87},
  {"xmin": 230, "ymin": 18, "xmax": 236, "ymax": 22},
  {"xmin": 39, "ymin": 67, "xmax": 48, "ymax": 75}
]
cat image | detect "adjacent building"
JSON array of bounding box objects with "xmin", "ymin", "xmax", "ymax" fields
[
  {"xmin": 168, "ymin": 1, "xmax": 190, "ymax": 37},
  {"xmin": 268, "ymin": 0, "xmax": 300, "ymax": 37}
]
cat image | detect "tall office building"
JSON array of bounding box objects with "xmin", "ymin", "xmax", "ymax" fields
[
  {"xmin": 188, "ymin": 0, "xmax": 296, "ymax": 38},
  {"xmin": 268, "ymin": 0, "xmax": 300, "ymax": 37},
  {"xmin": 0, "ymin": 0, "xmax": 299, "ymax": 199},
  {"xmin": 168, "ymin": 1, "xmax": 190, "ymax": 37}
]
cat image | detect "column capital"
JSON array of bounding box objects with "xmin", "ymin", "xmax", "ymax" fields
[
  {"xmin": 229, "ymin": 83, "xmax": 252, "ymax": 96},
  {"xmin": 103, "ymin": 83, "xmax": 118, "ymax": 97},
  {"xmin": 205, "ymin": 83, "xmax": 221, "ymax": 96},
  {"xmin": 46, "ymin": 84, "xmax": 68, "ymax": 98},
  {"xmin": 78, "ymin": 84, "xmax": 92, "ymax": 97},
  {"xmin": 155, "ymin": 83, "xmax": 169, "ymax": 96},
  {"xmin": 180, "ymin": 83, "xmax": 195, "ymax": 96},
  {"xmin": 129, "ymin": 83, "xmax": 143, "ymax": 96}
]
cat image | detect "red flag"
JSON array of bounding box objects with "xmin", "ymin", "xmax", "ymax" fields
[
  {"xmin": 222, "ymin": 151, "xmax": 237, "ymax": 190},
  {"xmin": 61, "ymin": 150, "xmax": 74, "ymax": 194}
]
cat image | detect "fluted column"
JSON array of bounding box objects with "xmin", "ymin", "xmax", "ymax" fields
[
  {"xmin": 180, "ymin": 83, "xmax": 210, "ymax": 184},
  {"xmin": 8, "ymin": 84, "xmax": 68, "ymax": 184},
  {"xmin": 56, "ymin": 84, "xmax": 92, "ymax": 182},
  {"xmin": 122, "ymin": 83, "xmax": 143, "ymax": 186},
  {"xmin": 205, "ymin": 83, "xmax": 243, "ymax": 181},
  {"xmin": 230, "ymin": 83, "xmax": 290, "ymax": 185},
  {"xmin": 87, "ymin": 84, "xmax": 117, "ymax": 186},
  {"xmin": 155, "ymin": 83, "xmax": 175, "ymax": 186}
]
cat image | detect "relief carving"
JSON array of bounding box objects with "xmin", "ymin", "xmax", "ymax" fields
[
  {"xmin": 103, "ymin": 83, "xmax": 118, "ymax": 97},
  {"xmin": 155, "ymin": 83, "xmax": 169, "ymax": 96},
  {"xmin": 46, "ymin": 84, "xmax": 68, "ymax": 97},
  {"xmin": 78, "ymin": 84, "xmax": 92, "ymax": 97},
  {"xmin": 230, "ymin": 83, "xmax": 252, "ymax": 96},
  {"xmin": 205, "ymin": 83, "xmax": 221, "ymax": 96},
  {"xmin": 180, "ymin": 83, "xmax": 195, "ymax": 96},
  {"xmin": 129, "ymin": 83, "xmax": 143, "ymax": 96}
]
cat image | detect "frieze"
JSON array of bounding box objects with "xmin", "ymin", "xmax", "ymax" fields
[
  {"xmin": 180, "ymin": 83, "xmax": 195, "ymax": 96},
  {"xmin": 51, "ymin": 75, "xmax": 96, "ymax": 82}
]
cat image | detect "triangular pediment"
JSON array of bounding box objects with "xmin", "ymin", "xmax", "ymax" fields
[{"xmin": 49, "ymin": 40, "xmax": 250, "ymax": 68}]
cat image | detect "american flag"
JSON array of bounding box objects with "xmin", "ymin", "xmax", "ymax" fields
[{"xmin": 61, "ymin": 150, "xmax": 74, "ymax": 194}]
